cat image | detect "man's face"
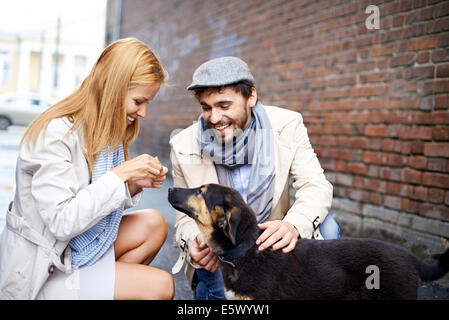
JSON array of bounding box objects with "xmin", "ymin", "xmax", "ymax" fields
[{"xmin": 199, "ymin": 86, "xmax": 257, "ymax": 143}]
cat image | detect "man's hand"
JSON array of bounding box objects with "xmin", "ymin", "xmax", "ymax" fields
[
  {"xmin": 189, "ymin": 234, "xmax": 219, "ymax": 272},
  {"xmin": 256, "ymin": 220, "xmax": 300, "ymax": 253}
]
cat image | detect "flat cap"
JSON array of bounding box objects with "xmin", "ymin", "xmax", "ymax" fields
[{"xmin": 187, "ymin": 56, "xmax": 255, "ymax": 90}]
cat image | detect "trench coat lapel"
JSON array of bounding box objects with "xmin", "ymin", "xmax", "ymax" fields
[{"xmin": 271, "ymin": 126, "xmax": 294, "ymax": 213}]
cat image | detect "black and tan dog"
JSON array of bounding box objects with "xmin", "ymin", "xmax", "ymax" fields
[{"xmin": 168, "ymin": 183, "xmax": 449, "ymax": 300}]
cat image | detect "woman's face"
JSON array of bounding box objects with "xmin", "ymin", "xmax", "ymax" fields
[{"xmin": 125, "ymin": 84, "xmax": 160, "ymax": 126}]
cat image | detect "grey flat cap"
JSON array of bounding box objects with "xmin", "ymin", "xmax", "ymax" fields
[{"xmin": 187, "ymin": 56, "xmax": 255, "ymax": 90}]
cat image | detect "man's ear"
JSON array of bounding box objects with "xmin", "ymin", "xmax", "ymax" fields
[
  {"xmin": 248, "ymin": 87, "xmax": 257, "ymax": 108},
  {"xmin": 219, "ymin": 207, "xmax": 240, "ymax": 246}
]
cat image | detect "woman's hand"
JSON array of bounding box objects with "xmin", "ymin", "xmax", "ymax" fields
[
  {"xmin": 112, "ymin": 154, "xmax": 167, "ymax": 184},
  {"xmin": 131, "ymin": 166, "xmax": 168, "ymax": 189}
]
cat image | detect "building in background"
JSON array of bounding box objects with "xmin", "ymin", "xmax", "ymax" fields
[
  {"xmin": 0, "ymin": 0, "xmax": 107, "ymax": 100},
  {"xmin": 108, "ymin": 0, "xmax": 449, "ymax": 258}
]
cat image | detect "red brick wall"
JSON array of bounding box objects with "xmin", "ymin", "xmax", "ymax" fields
[{"xmin": 118, "ymin": 0, "xmax": 449, "ymax": 242}]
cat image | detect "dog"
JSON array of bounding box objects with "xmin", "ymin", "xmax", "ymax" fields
[{"xmin": 168, "ymin": 183, "xmax": 449, "ymax": 300}]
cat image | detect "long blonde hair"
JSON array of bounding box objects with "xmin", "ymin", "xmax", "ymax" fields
[{"xmin": 22, "ymin": 37, "xmax": 166, "ymax": 173}]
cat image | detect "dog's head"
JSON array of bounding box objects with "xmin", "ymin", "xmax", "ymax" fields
[{"xmin": 168, "ymin": 184, "xmax": 256, "ymax": 253}]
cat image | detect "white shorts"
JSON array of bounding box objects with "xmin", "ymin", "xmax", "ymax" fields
[
  {"xmin": 79, "ymin": 245, "xmax": 116, "ymax": 299},
  {"xmin": 37, "ymin": 245, "xmax": 116, "ymax": 300}
]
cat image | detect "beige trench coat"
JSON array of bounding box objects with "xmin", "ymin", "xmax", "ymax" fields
[
  {"xmin": 0, "ymin": 117, "xmax": 141, "ymax": 299},
  {"xmin": 169, "ymin": 105, "xmax": 333, "ymax": 285}
]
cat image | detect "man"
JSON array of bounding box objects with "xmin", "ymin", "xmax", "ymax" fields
[{"xmin": 170, "ymin": 56, "xmax": 339, "ymax": 299}]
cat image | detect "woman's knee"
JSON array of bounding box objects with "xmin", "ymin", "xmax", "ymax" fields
[
  {"xmin": 139, "ymin": 209, "xmax": 169, "ymax": 241},
  {"xmin": 115, "ymin": 263, "xmax": 174, "ymax": 300},
  {"xmin": 153, "ymin": 270, "xmax": 175, "ymax": 300},
  {"xmin": 148, "ymin": 209, "xmax": 169, "ymax": 235}
]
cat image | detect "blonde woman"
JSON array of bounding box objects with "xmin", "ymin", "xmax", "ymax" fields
[{"xmin": 0, "ymin": 38, "xmax": 174, "ymax": 300}]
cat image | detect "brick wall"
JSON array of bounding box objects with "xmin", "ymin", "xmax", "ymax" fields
[{"xmin": 117, "ymin": 0, "xmax": 449, "ymax": 252}]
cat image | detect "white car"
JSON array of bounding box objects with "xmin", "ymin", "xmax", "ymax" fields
[{"xmin": 0, "ymin": 93, "xmax": 55, "ymax": 130}]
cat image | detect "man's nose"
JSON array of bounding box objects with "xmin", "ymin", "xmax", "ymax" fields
[{"xmin": 209, "ymin": 108, "xmax": 222, "ymax": 124}]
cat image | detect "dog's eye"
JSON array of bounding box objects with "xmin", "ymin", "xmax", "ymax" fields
[{"xmin": 218, "ymin": 219, "xmax": 227, "ymax": 229}]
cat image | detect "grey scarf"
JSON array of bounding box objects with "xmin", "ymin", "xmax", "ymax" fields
[{"xmin": 196, "ymin": 102, "xmax": 275, "ymax": 222}]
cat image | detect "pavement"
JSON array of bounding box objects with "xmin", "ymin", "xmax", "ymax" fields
[{"xmin": 0, "ymin": 125, "xmax": 448, "ymax": 300}]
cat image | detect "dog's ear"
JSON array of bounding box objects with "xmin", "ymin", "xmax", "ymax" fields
[{"xmin": 218, "ymin": 207, "xmax": 240, "ymax": 246}]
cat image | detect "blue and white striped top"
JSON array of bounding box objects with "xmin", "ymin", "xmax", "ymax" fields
[{"xmin": 69, "ymin": 144, "xmax": 125, "ymax": 268}]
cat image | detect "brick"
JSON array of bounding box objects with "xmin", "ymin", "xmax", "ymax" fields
[
  {"xmin": 386, "ymin": 182, "xmax": 401, "ymax": 195},
  {"xmin": 434, "ymin": 95, "xmax": 448, "ymax": 109},
  {"xmin": 427, "ymin": 16, "xmax": 449, "ymax": 33},
  {"xmin": 384, "ymin": 195, "xmax": 402, "ymax": 210},
  {"xmin": 411, "ymin": 186, "xmax": 428, "ymax": 201},
  {"xmin": 353, "ymin": 176, "xmax": 364, "ymax": 189},
  {"xmin": 398, "ymin": 126, "xmax": 433, "ymax": 140},
  {"xmin": 428, "ymin": 158, "xmax": 449, "ymax": 172},
  {"xmin": 419, "ymin": 203, "xmax": 449, "ymax": 221},
  {"xmin": 333, "ymin": 198, "xmax": 361, "ymax": 214},
  {"xmin": 403, "ymin": 168, "xmax": 422, "ymax": 184},
  {"xmin": 437, "ymin": 63, "xmax": 449, "ymax": 77},
  {"xmin": 362, "ymin": 204, "xmax": 399, "ymax": 224},
  {"xmin": 422, "ymin": 172, "xmax": 449, "ymax": 188},
  {"xmin": 410, "ymin": 66, "xmax": 435, "ymax": 80},
  {"xmin": 367, "ymin": 165, "xmax": 379, "ymax": 177},
  {"xmin": 364, "ymin": 178, "xmax": 386, "ymax": 193},
  {"xmin": 348, "ymin": 189, "xmax": 363, "ymax": 202},
  {"xmin": 432, "ymin": 126, "xmax": 449, "ymax": 140},
  {"xmin": 408, "ymin": 156, "xmax": 427, "ymax": 169},
  {"xmin": 335, "ymin": 173, "xmax": 353, "ymax": 187},
  {"xmin": 401, "ymin": 198, "xmax": 421, "ymax": 214},
  {"xmin": 363, "ymin": 151, "xmax": 385, "ymax": 165},
  {"xmin": 335, "ymin": 160, "xmax": 347, "ymax": 171},
  {"xmin": 364, "ymin": 125, "xmax": 389, "ymax": 137},
  {"xmin": 387, "ymin": 153, "xmax": 405, "ymax": 167},
  {"xmin": 410, "ymin": 142, "xmax": 424, "ymax": 154},
  {"xmin": 431, "ymin": 48, "xmax": 449, "ymax": 63},
  {"xmin": 390, "ymin": 53, "xmax": 415, "ymax": 68},
  {"xmin": 365, "ymin": 191, "xmax": 383, "ymax": 206},
  {"xmin": 331, "ymin": 149, "xmax": 352, "ymax": 161},
  {"xmin": 428, "ymin": 188, "xmax": 445, "ymax": 204},
  {"xmin": 417, "ymin": 51, "xmax": 430, "ymax": 63},
  {"xmin": 370, "ymin": 44, "xmax": 395, "ymax": 57},
  {"xmin": 423, "ymin": 79, "xmax": 449, "ymax": 94},
  {"xmin": 434, "ymin": 2, "xmax": 449, "ymax": 18},
  {"xmin": 379, "ymin": 140, "xmax": 394, "ymax": 152},
  {"xmin": 424, "ymin": 142, "xmax": 449, "ymax": 158},
  {"xmin": 347, "ymin": 162, "xmax": 368, "ymax": 175},
  {"xmin": 437, "ymin": 33, "xmax": 449, "ymax": 48},
  {"xmin": 408, "ymin": 36, "xmax": 437, "ymax": 51}
]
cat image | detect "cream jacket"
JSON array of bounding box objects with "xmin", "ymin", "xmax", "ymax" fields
[
  {"xmin": 169, "ymin": 105, "xmax": 333, "ymax": 284},
  {"xmin": 0, "ymin": 117, "xmax": 141, "ymax": 299}
]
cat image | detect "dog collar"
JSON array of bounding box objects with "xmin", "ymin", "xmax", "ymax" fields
[{"xmin": 216, "ymin": 241, "xmax": 255, "ymax": 267}]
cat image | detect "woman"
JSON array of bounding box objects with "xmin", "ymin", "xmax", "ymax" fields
[{"xmin": 0, "ymin": 38, "xmax": 174, "ymax": 300}]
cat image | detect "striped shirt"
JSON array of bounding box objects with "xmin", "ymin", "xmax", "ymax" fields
[{"xmin": 69, "ymin": 144, "xmax": 125, "ymax": 268}]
